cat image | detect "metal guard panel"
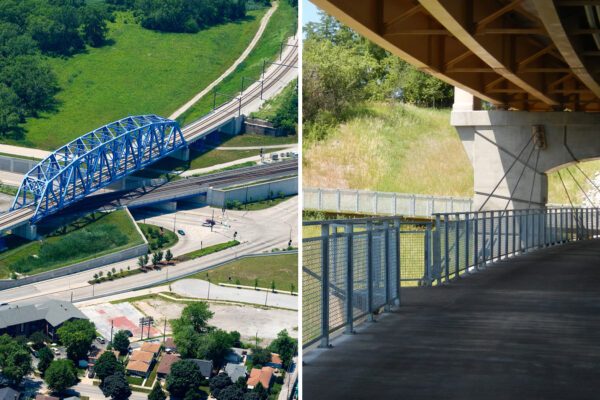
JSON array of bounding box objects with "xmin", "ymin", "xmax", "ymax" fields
[{"xmin": 11, "ymin": 115, "xmax": 186, "ymax": 222}]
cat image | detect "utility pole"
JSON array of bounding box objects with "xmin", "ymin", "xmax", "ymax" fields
[
  {"xmin": 110, "ymin": 320, "xmax": 114, "ymax": 344},
  {"xmin": 207, "ymin": 278, "xmax": 211, "ymax": 300},
  {"xmin": 163, "ymin": 319, "xmax": 167, "ymax": 344}
]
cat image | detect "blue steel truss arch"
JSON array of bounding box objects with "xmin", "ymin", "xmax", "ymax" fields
[{"xmin": 11, "ymin": 115, "xmax": 186, "ymax": 222}]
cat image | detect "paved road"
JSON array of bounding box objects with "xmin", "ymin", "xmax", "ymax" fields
[
  {"xmin": 304, "ymin": 239, "xmax": 600, "ymax": 400},
  {"xmin": 4, "ymin": 197, "xmax": 297, "ymax": 306}
]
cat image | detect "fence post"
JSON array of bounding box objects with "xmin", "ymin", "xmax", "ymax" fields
[
  {"xmin": 474, "ymin": 212, "xmax": 479, "ymax": 269},
  {"xmin": 344, "ymin": 224, "xmax": 354, "ymax": 334},
  {"xmin": 455, "ymin": 213, "xmax": 460, "ymax": 278},
  {"xmin": 511, "ymin": 210, "xmax": 516, "ymax": 256},
  {"xmin": 482, "ymin": 212, "xmax": 487, "ymax": 266},
  {"xmin": 336, "ymin": 189, "xmax": 341, "ymax": 213},
  {"xmin": 355, "ymin": 190, "xmax": 359, "ymax": 214},
  {"xmin": 318, "ymin": 188, "xmax": 323, "ymax": 211},
  {"xmin": 395, "ymin": 219, "xmax": 402, "ymax": 301},
  {"xmin": 433, "ymin": 215, "xmax": 441, "ymax": 285},
  {"xmin": 444, "ymin": 216, "xmax": 450, "ymax": 282},
  {"xmin": 424, "ymin": 223, "xmax": 431, "ymax": 285},
  {"xmin": 366, "ymin": 221, "xmax": 374, "ymax": 322},
  {"xmin": 465, "ymin": 213, "xmax": 470, "ymax": 272},
  {"xmin": 410, "ymin": 195, "xmax": 416, "ymax": 217},
  {"xmin": 384, "ymin": 223, "xmax": 391, "ymax": 312},
  {"xmin": 490, "ymin": 211, "xmax": 495, "ymax": 262},
  {"xmin": 393, "ymin": 194, "xmax": 397, "ymax": 216},
  {"xmin": 319, "ymin": 224, "xmax": 330, "ymax": 348},
  {"xmin": 497, "ymin": 210, "xmax": 502, "ymax": 259},
  {"xmin": 373, "ymin": 192, "xmax": 378, "ymax": 214},
  {"xmin": 504, "ymin": 211, "xmax": 509, "ymax": 258}
]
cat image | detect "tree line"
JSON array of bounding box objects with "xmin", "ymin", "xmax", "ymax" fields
[
  {"xmin": 302, "ymin": 11, "xmax": 453, "ymax": 144},
  {"xmin": 0, "ymin": 0, "xmax": 112, "ymax": 135}
]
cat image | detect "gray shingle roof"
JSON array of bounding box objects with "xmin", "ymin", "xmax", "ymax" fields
[
  {"xmin": 0, "ymin": 387, "xmax": 20, "ymax": 400},
  {"xmin": 191, "ymin": 359, "xmax": 213, "ymax": 378},
  {"xmin": 0, "ymin": 300, "xmax": 87, "ymax": 330},
  {"xmin": 224, "ymin": 363, "xmax": 247, "ymax": 383}
]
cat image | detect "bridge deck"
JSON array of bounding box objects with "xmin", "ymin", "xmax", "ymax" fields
[{"xmin": 304, "ymin": 239, "xmax": 600, "ymax": 400}]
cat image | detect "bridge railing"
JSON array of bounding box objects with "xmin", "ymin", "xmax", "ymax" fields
[
  {"xmin": 302, "ymin": 216, "xmax": 432, "ymax": 348},
  {"xmin": 430, "ymin": 207, "xmax": 600, "ymax": 284},
  {"xmin": 302, "ymin": 207, "xmax": 599, "ymax": 349},
  {"xmin": 303, "ymin": 187, "xmax": 473, "ymax": 217}
]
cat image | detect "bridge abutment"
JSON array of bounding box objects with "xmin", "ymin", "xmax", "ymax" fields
[
  {"xmin": 12, "ymin": 223, "xmax": 37, "ymax": 240},
  {"xmin": 452, "ymin": 89, "xmax": 600, "ymax": 210},
  {"xmin": 147, "ymin": 201, "xmax": 178, "ymax": 212},
  {"xmin": 168, "ymin": 147, "xmax": 190, "ymax": 161}
]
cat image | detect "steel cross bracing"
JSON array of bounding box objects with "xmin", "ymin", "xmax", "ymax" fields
[{"xmin": 11, "ymin": 115, "xmax": 186, "ymax": 222}]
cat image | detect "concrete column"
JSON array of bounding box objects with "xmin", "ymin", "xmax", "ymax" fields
[
  {"xmin": 452, "ymin": 110, "xmax": 600, "ymax": 210},
  {"xmin": 168, "ymin": 147, "xmax": 190, "ymax": 161},
  {"xmin": 452, "ymin": 87, "xmax": 482, "ymax": 112},
  {"xmin": 12, "ymin": 223, "xmax": 37, "ymax": 240}
]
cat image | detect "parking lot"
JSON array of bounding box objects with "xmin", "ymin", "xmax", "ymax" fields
[{"xmin": 81, "ymin": 302, "xmax": 159, "ymax": 340}]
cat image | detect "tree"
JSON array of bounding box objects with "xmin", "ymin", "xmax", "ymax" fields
[
  {"xmin": 290, "ymin": 283, "xmax": 295, "ymax": 294},
  {"xmin": 195, "ymin": 329, "xmax": 234, "ymax": 366},
  {"xmin": 270, "ymin": 280, "xmax": 275, "ymax": 292},
  {"xmin": 149, "ymin": 381, "xmax": 166, "ymax": 400},
  {"xmin": 181, "ymin": 302, "xmax": 214, "ymax": 333},
  {"xmin": 158, "ymin": 250, "xmax": 164, "ymax": 263},
  {"xmin": 80, "ymin": 4, "xmax": 109, "ymax": 47},
  {"xmin": 183, "ymin": 388, "xmax": 207, "ymax": 400},
  {"xmin": 37, "ymin": 346, "xmax": 54, "ymax": 375},
  {"xmin": 57, "ymin": 319, "xmax": 96, "ymax": 361},
  {"xmin": 30, "ymin": 331, "xmax": 48, "ymax": 350},
  {"xmin": 243, "ymin": 392, "xmax": 263, "ymax": 400},
  {"xmin": 94, "ymin": 351, "xmax": 123, "ymax": 382},
  {"xmin": 0, "ymin": 334, "xmax": 32, "ymax": 385},
  {"xmin": 166, "ymin": 359, "xmax": 203, "ymax": 398},
  {"xmin": 172, "ymin": 324, "xmax": 201, "ymax": 359},
  {"xmin": 235, "ymin": 376, "xmax": 247, "ymax": 391},
  {"xmin": 138, "ymin": 256, "xmax": 145, "ymax": 269},
  {"xmin": 44, "ymin": 359, "xmax": 77, "ymax": 393},
  {"xmin": 250, "ymin": 383, "xmax": 268, "ymax": 400},
  {"xmin": 112, "ymin": 330, "xmax": 130, "ymax": 355},
  {"xmin": 101, "ymin": 371, "xmax": 131, "ymax": 400},
  {"xmin": 143, "ymin": 254, "xmax": 149, "ymax": 265},
  {"xmin": 254, "ymin": 278, "xmax": 258, "ymax": 289},
  {"xmin": 0, "ymin": 83, "xmax": 24, "ymax": 134},
  {"xmin": 165, "ymin": 249, "xmax": 173, "ymax": 263},
  {"xmin": 250, "ymin": 347, "xmax": 271, "ymax": 367},
  {"xmin": 218, "ymin": 385, "xmax": 245, "ymax": 400},
  {"xmin": 268, "ymin": 329, "xmax": 297, "ymax": 370},
  {"xmin": 152, "ymin": 252, "xmax": 160, "ymax": 266},
  {"xmin": 209, "ymin": 373, "xmax": 233, "ymax": 400}
]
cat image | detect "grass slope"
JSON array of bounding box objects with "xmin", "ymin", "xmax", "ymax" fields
[
  {"xmin": 304, "ymin": 102, "xmax": 600, "ymax": 204},
  {"xmin": 0, "ymin": 210, "xmax": 143, "ymax": 278},
  {"xmin": 7, "ymin": 8, "xmax": 269, "ymax": 149},
  {"xmin": 194, "ymin": 253, "xmax": 298, "ymax": 291},
  {"xmin": 177, "ymin": 1, "xmax": 297, "ymax": 126}
]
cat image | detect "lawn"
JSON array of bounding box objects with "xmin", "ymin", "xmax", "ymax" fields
[
  {"xmin": 207, "ymin": 132, "xmax": 298, "ymax": 147},
  {"xmin": 193, "ymin": 253, "xmax": 298, "ymax": 292},
  {"xmin": 226, "ymin": 195, "xmax": 296, "ymax": 211},
  {"xmin": 6, "ymin": 7, "xmax": 270, "ymax": 150},
  {"xmin": 250, "ymin": 79, "xmax": 297, "ymax": 121},
  {"xmin": 138, "ymin": 223, "xmax": 179, "ymax": 251},
  {"xmin": 177, "ymin": 1, "xmax": 297, "ymax": 126},
  {"xmin": 0, "ymin": 209, "xmax": 144, "ymax": 278}
]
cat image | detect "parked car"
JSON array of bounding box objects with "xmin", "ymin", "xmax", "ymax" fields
[
  {"xmin": 96, "ymin": 337, "xmax": 105, "ymax": 344},
  {"xmin": 124, "ymin": 330, "xmax": 133, "ymax": 337},
  {"xmin": 178, "ymin": 230, "xmax": 185, "ymax": 235},
  {"xmin": 202, "ymin": 222, "xmax": 212, "ymax": 227},
  {"xmin": 88, "ymin": 367, "xmax": 95, "ymax": 378},
  {"xmin": 128, "ymin": 348, "xmax": 133, "ymax": 355},
  {"xmin": 33, "ymin": 351, "xmax": 39, "ymax": 358},
  {"xmin": 0, "ymin": 303, "xmax": 8, "ymax": 307},
  {"xmin": 52, "ymin": 348, "xmax": 60, "ymax": 355}
]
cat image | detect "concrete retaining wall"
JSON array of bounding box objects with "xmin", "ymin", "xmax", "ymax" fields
[
  {"xmin": 0, "ymin": 155, "xmax": 38, "ymax": 174},
  {"xmin": 0, "ymin": 208, "xmax": 148, "ymax": 291},
  {"xmin": 207, "ymin": 177, "xmax": 297, "ymax": 207},
  {"xmin": 243, "ymin": 118, "xmax": 283, "ymax": 137}
]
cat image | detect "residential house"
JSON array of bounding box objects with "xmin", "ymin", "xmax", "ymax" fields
[
  {"xmin": 165, "ymin": 337, "xmax": 177, "ymax": 353},
  {"xmin": 247, "ymin": 367, "xmax": 275, "ymax": 390},
  {"xmin": 0, "ymin": 387, "xmax": 20, "ymax": 400},
  {"xmin": 130, "ymin": 350, "xmax": 154, "ymax": 364},
  {"xmin": 224, "ymin": 363, "xmax": 247, "ymax": 383},
  {"xmin": 140, "ymin": 342, "xmax": 161, "ymax": 356},
  {"xmin": 191, "ymin": 359, "xmax": 213, "ymax": 378},
  {"xmin": 34, "ymin": 396, "xmax": 59, "ymax": 400},
  {"xmin": 0, "ymin": 300, "xmax": 87, "ymax": 339},
  {"xmin": 126, "ymin": 360, "xmax": 151, "ymax": 377},
  {"xmin": 157, "ymin": 354, "xmax": 181, "ymax": 378},
  {"xmin": 224, "ymin": 347, "xmax": 245, "ymax": 364},
  {"xmin": 88, "ymin": 349, "xmax": 120, "ymax": 365}
]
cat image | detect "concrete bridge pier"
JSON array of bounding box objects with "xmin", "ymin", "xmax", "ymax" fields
[
  {"xmin": 452, "ymin": 88, "xmax": 600, "ymax": 211},
  {"xmin": 168, "ymin": 147, "xmax": 190, "ymax": 161},
  {"xmin": 12, "ymin": 223, "xmax": 37, "ymax": 240}
]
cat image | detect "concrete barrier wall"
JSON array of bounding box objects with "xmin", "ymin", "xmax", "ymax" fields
[
  {"xmin": 243, "ymin": 118, "xmax": 282, "ymax": 137},
  {"xmin": 0, "ymin": 155, "xmax": 38, "ymax": 174},
  {"xmin": 207, "ymin": 177, "xmax": 298, "ymax": 207}
]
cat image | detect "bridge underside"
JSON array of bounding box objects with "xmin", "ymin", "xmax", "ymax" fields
[{"xmin": 304, "ymin": 238, "xmax": 600, "ymax": 399}]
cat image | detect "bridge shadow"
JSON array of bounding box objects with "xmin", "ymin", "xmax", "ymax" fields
[{"xmin": 303, "ymin": 239, "xmax": 600, "ymax": 400}]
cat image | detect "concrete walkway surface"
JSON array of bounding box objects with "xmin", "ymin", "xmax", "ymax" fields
[{"xmin": 303, "ymin": 239, "xmax": 600, "ymax": 400}]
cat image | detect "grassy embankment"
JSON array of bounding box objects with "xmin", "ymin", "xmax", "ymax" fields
[
  {"xmin": 303, "ymin": 102, "xmax": 600, "ymax": 205},
  {"xmin": 0, "ymin": 210, "xmax": 143, "ymax": 279},
  {"xmin": 6, "ymin": 7, "xmax": 270, "ymax": 149}
]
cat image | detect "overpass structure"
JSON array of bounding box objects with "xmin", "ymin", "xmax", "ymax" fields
[
  {"xmin": 311, "ymin": 0, "xmax": 600, "ymax": 210},
  {"xmin": 0, "ymin": 34, "xmax": 298, "ymax": 237}
]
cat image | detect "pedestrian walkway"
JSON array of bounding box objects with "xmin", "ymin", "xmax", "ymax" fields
[{"xmin": 303, "ymin": 239, "xmax": 600, "ymax": 400}]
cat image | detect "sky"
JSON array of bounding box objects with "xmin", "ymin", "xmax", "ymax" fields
[{"xmin": 302, "ymin": 0, "xmax": 322, "ymax": 27}]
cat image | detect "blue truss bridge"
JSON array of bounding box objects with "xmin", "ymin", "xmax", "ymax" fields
[{"xmin": 0, "ymin": 36, "xmax": 298, "ymax": 232}]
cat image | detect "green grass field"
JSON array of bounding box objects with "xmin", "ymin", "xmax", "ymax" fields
[
  {"xmin": 304, "ymin": 102, "xmax": 600, "ymax": 205},
  {"xmin": 178, "ymin": 1, "xmax": 297, "ymax": 126},
  {"xmin": 194, "ymin": 253, "xmax": 298, "ymax": 292},
  {"xmin": 250, "ymin": 79, "xmax": 296, "ymax": 121},
  {"xmin": 137, "ymin": 223, "xmax": 178, "ymax": 251},
  {"xmin": 0, "ymin": 210, "xmax": 144, "ymax": 278},
  {"xmin": 208, "ymin": 132, "xmax": 298, "ymax": 147},
  {"xmin": 6, "ymin": 7, "xmax": 270, "ymax": 149}
]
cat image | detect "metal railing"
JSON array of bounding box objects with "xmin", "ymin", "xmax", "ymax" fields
[
  {"xmin": 302, "ymin": 207, "xmax": 600, "ymax": 349},
  {"xmin": 303, "ymin": 187, "xmax": 473, "ymax": 217},
  {"xmin": 302, "ymin": 216, "xmax": 432, "ymax": 348}
]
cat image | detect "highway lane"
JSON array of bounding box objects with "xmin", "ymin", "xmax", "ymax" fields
[{"xmin": 2, "ymin": 197, "xmax": 298, "ymax": 306}]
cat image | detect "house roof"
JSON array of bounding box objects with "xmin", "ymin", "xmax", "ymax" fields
[
  {"xmin": 63, "ymin": 397, "xmax": 80, "ymax": 400},
  {"xmin": 224, "ymin": 363, "xmax": 247, "ymax": 383},
  {"xmin": 141, "ymin": 342, "xmax": 161, "ymax": 354},
  {"xmin": 0, "ymin": 387, "xmax": 20, "ymax": 400},
  {"xmin": 157, "ymin": 354, "xmax": 181, "ymax": 376},
  {"xmin": 190, "ymin": 359, "xmax": 213, "ymax": 377},
  {"xmin": 126, "ymin": 360, "xmax": 151, "ymax": 374},
  {"xmin": 247, "ymin": 367, "xmax": 274, "ymax": 389},
  {"xmin": 131, "ymin": 350, "xmax": 154, "ymax": 363},
  {"xmin": 270, "ymin": 353, "xmax": 283, "ymax": 366},
  {"xmin": 0, "ymin": 300, "xmax": 87, "ymax": 329},
  {"xmin": 35, "ymin": 396, "xmax": 58, "ymax": 400},
  {"xmin": 89, "ymin": 349, "xmax": 120, "ymax": 362},
  {"xmin": 165, "ymin": 337, "xmax": 176, "ymax": 349}
]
